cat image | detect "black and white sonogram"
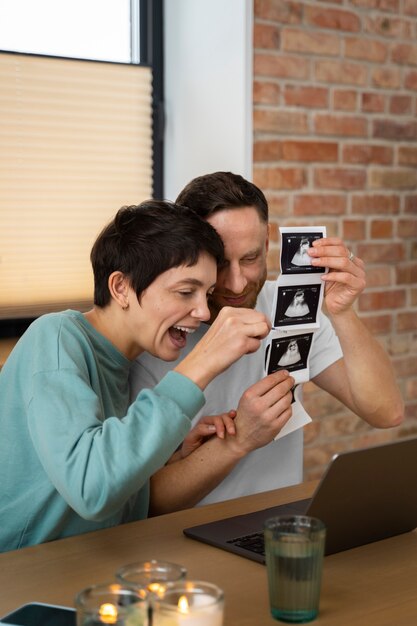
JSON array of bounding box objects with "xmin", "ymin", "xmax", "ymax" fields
[
  {"xmin": 281, "ymin": 231, "xmax": 325, "ymax": 275},
  {"xmin": 274, "ymin": 284, "xmax": 322, "ymax": 328},
  {"xmin": 265, "ymin": 333, "xmax": 313, "ymax": 375}
]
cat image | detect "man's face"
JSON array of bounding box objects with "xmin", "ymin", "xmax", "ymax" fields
[{"xmin": 206, "ymin": 206, "xmax": 269, "ymax": 322}]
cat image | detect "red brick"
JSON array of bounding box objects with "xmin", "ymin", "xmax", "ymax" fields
[
  {"xmin": 397, "ymin": 402, "xmax": 417, "ymax": 422},
  {"xmin": 372, "ymin": 67, "xmax": 401, "ymax": 89},
  {"xmin": 321, "ymin": 413, "xmax": 368, "ymax": 438},
  {"xmin": 387, "ymin": 335, "xmax": 412, "ymax": 355},
  {"xmin": 253, "ymin": 109, "xmax": 308, "ymax": 134},
  {"xmin": 294, "ymin": 194, "xmax": 347, "ymax": 216},
  {"xmin": 398, "ymin": 146, "xmax": 417, "ymax": 166},
  {"xmin": 360, "ymin": 314, "xmax": 393, "ymax": 334},
  {"xmin": 314, "ymin": 167, "xmax": 366, "ymax": 190},
  {"xmin": 254, "ymin": 53, "xmax": 309, "ymax": 79},
  {"xmin": 390, "ymin": 95, "xmax": 413, "ymax": 115},
  {"xmin": 370, "ymin": 219, "xmax": 394, "ymax": 238},
  {"xmin": 361, "ymin": 92, "xmax": 385, "ymax": 113},
  {"xmin": 253, "ymin": 80, "xmax": 280, "ymax": 105},
  {"xmin": 351, "ymin": 0, "xmax": 399, "ymax": 10},
  {"xmin": 370, "ymin": 169, "xmax": 417, "ymax": 190},
  {"xmin": 405, "ymin": 71, "xmax": 417, "ymax": 91},
  {"xmin": 315, "ymin": 60, "xmax": 367, "ymax": 86},
  {"xmin": 398, "ymin": 218, "xmax": 417, "ymax": 237},
  {"xmin": 352, "ymin": 194, "xmax": 400, "ymax": 214},
  {"xmin": 359, "ymin": 289, "xmax": 407, "ymax": 311},
  {"xmin": 396, "ymin": 262, "xmax": 417, "ymax": 284},
  {"xmin": 398, "ymin": 312, "xmax": 417, "ymax": 331},
  {"xmin": 282, "ymin": 140, "xmax": 338, "ymax": 162},
  {"xmin": 282, "ymin": 28, "xmax": 340, "ymax": 55},
  {"xmin": 266, "ymin": 193, "xmax": 290, "ymax": 216},
  {"xmin": 357, "ymin": 242, "xmax": 405, "ymax": 262},
  {"xmin": 253, "ymin": 140, "xmax": 282, "ymax": 162},
  {"xmin": 379, "ymin": 0, "xmax": 401, "ymax": 11},
  {"xmin": 305, "ymin": 6, "xmax": 361, "ymax": 31},
  {"xmin": 365, "ymin": 16, "xmax": 407, "ymax": 38},
  {"xmin": 342, "ymin": 219, "xmax": 366, "ymax": 240},
  {"xmin": 365, "ymin": 266, "xmax": 393, "ymax": 287},
  {"xmin": 254, "ymin": 0, "xmax": 302, "ymax": 24},
  {"xmin": 405, "ymin": 195, "xmax": 417, "ymax": 213},
  {"xmin": 284, "ymin": 85, "xmax": 328, "ymax": 108},
  {"xmin": 348, "ymin": 0, "xmax": 378, "ymax": 6},
  {"xmin": 303, "ymin": 420, "xmax": 321, "ymax": 445},
  {"xmin": 405, "ymin": 378, "xmax": 417, "ymax": 401},
  {"xmin": 253, "ymin": 166, "xmax": 305, "ymax": 190},
  {"xmin": 373, "ymin": 119, "xmax": 417, "ymax": 140},
  {"xmin": 391, "ymin": 43, "xmax": 417, "ymax": 66},
  {"xmin": 342, "ymin": 144, "xmax": 393, "ymax": 165},
  {"xmin": 345, "ymin": 37, "xmax": 388, "ymax": 62},
  {"xmin": 315, "ymin": 114, "xmax": 367, "ymax": 137},
  {"xmin": 254, "ymin": 23, "xmax": 280, "ymax": 49},
  {"xmin": 404, "ymin": 0, "xmax": 417, "ymax": 15},
  {"xmin": 333, "ymin": 89, "xmax": 357, "ymax": 111}
]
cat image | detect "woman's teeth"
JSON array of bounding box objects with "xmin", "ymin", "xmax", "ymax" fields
[{"xmin": 173, "ymin": 325, "xmax": 196, "ymax": 334}]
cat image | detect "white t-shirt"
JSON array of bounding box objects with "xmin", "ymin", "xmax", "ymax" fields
[{"xmin": 129, "ymin": 281, "xmax": 343, "ymax": 505}]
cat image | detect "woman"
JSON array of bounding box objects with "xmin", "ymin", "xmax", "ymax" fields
[{"xmin": 0, "ymin": 201, "xmax": 270, "ymax": 552}]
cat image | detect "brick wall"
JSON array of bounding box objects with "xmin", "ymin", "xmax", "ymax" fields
[{"xmin": 253, "ymin": 0, "xmax": 417, "ymax": 480}]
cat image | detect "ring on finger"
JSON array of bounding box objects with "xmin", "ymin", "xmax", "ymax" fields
[{"xmin": 347, "ymin": 249, "xmax": 355, "ymax": 262}]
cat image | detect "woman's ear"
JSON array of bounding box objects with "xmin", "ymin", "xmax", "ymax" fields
[{"xmin": 108, "ymin": 271, "xmax": 130, "ymax": 310}]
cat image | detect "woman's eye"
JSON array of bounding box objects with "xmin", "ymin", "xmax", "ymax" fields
[{"xmin": 178, "ymin": 291, "xmax": 193, "ymax": 297}]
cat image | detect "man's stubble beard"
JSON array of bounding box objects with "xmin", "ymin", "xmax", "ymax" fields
[{"xmin": 207, "ymin": 265, "xmax": 268, "ymax": 324}]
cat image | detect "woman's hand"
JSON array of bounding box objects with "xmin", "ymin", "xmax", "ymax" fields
[
  {"xmin": 178, "ymin": 410, "xmax": 237, "ymax": 459},
  {"xmin": 175, "ymin": 307, "xmax": 271, "ymax": 389}
]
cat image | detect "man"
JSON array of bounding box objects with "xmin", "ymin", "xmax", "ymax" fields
[{"xmin": 130, "ymin": 172, "xmax": 403, "ymax": 514}]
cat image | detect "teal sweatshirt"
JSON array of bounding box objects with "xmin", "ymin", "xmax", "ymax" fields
[{"xmin": 0, "ymin": 311, "xmax": 204, "ymax": 552}]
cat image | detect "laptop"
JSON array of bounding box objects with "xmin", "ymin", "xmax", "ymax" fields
[{"xmin": 184, "ymin": 437, "xmax": 417, "ymax": 562}]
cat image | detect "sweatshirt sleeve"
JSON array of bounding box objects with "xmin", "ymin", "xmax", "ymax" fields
[{"xmin": 27, "ymin": 369, "xmax": 204, "ymax": 521}]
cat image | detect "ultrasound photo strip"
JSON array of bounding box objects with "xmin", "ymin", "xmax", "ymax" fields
[{"xmin": 265, "ymin": 226, "xmax": 328, "ymax": 384}]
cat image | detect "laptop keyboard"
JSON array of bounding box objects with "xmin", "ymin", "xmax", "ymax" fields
[
  {"xmin": 224, "ymin": 499, "xmax": 312, "ymax": 557},
  {"xmin": 227, "ymin": 531, "xmax": 265, "ymax": 556}
]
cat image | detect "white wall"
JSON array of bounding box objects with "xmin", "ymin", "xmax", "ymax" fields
[{"xmin": 163, "ymin": 0, "xmax": 253, "ymax": 200}]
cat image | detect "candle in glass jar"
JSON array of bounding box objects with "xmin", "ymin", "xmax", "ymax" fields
[{"xmin": 152, "ymin": 581, "xmax": 223, "ymax": 626}]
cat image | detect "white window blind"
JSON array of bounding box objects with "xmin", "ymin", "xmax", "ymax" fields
[{"xmin": 0, "ymin": 51, "xmax": 152, "ymax": 319}]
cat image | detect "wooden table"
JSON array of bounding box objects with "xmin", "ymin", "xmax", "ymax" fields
[{"xmin": 1, "ymin": 481, "xmax": 417, "ymax": 625}]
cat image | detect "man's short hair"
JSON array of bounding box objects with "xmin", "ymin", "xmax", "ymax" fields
[
  {"xmin": 176, "ymin": 171, "xmax": 268, "ymax": 222},
  {"xmin": 90, "ymin": 200, "xmax": 225, "ymax": 307}
]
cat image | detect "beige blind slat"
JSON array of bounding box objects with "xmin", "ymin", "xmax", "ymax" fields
[{"xmin": 0, "ymin": 52, "xmax": 153, "ymax": 318}]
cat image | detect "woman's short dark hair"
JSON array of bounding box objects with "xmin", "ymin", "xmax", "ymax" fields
[
  {"xmin": 176, "ymin": 171, "xmax": 268, "ymax": 223},
  {"xmin": 90, "ymin": 200, "xmax": 225, "ymax": 307}
]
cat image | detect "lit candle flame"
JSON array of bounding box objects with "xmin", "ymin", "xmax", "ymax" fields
[
  {"xmin": 98, "ymin": 602, "xmax": 118, "ymax": 624},
  {"xmin": 178, "ymin": 595, "xmax": 189, "ymax": 614},
  {"xmin": 148, "ymin": 582, "xmax": 164, "ymax": 594}
]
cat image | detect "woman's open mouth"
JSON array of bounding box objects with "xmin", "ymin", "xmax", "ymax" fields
[{"xmin": 168, "ymin": 325, "xmax": 197, "ymax": 349}]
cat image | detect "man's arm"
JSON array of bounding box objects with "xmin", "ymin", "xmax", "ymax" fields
[
  {"xmin": 149, "ymin": 370, "xmax": 294, "ymax": 515},
  {"xmin": 309, "ymin": 238, "xmax": 404, "ymax": 428}
]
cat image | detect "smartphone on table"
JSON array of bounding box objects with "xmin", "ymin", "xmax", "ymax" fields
[{"xmin": 0, "ymin": 602, "xmax": 76, "ymax": 626}]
